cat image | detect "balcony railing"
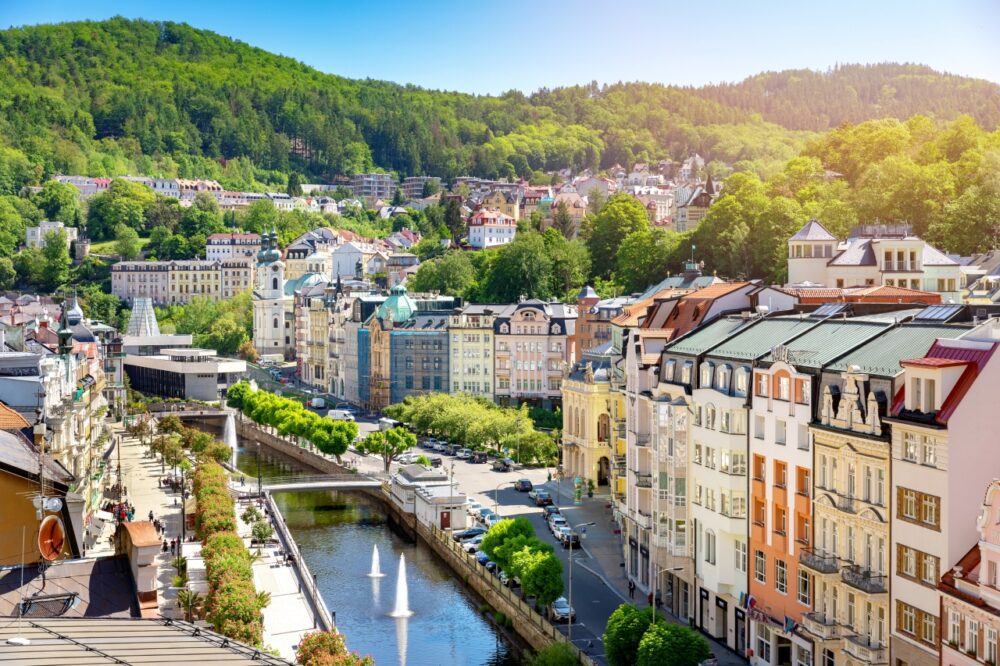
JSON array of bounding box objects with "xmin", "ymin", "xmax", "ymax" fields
[
  {"xmin": 635, "ymin": 473, "xmax": 653, "ymax": 488},
  {"xmin": 844, "ymin": 634, "xmax": 888, "ymax": 664},
  {"xmin": 836, "ymin": 495, "xmax": 858, "ymax": 514},
  {"xmin": 841, "ymin": 565, "xmax": 887, "ymax": 594},
  {"xmin": 801, "ymin": 612, "xmax": 840, "ymax": 640},
  {"xmin": 799, "ymin": 548, "xmax": 839, "ymax": 574},
  {"xmin": 634, "ymin": 433, "xmax": 650, "ymax": 447},
  {"xmin": 634, "ymin": 510, "xmax": 652, "ymax": 530}
]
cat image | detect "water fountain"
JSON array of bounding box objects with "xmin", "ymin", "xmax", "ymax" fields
[
  {"xmin": 389, "ymin": 553, "xmax": 413, "ymax": 618},
  {"xmin": 367, "ymin": 545, "xmax": 386, "ymax": 577},
  {"xmin": 223, "ymin": 413, "xmax": 237, "ymax": 468}
]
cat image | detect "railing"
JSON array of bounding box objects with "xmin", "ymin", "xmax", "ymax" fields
[
  {"xmin": 634, "ymin": 433, "xmax": 650, "ymax": 447},
  {"xmin": 634, "ymin": 510, "xmax": 652, "ymax": 529},
  {"xmin": 635, "ymin": 473, "xmax": 653, "ymax": 488},
  {"xmin": 836, "ymin": 495, "xmax": 858, "ymax": 514},
  {"xmin": 844, "ymin": 634, "xmax": 888, "ymax": 663},
  {"xmin": 799, "ymin": 548, "xmax": 839, "ymax": 574},
  {"xmin": 841, "ymin": 565, "xmax": 887, "ymax": 594},
  {"xmin": 265, "ymin": 492, "xmax": 335, "ymax": 632},
  {"xmin": 801, "ymin": 612, "xmax": 840, "ymax": 640}
]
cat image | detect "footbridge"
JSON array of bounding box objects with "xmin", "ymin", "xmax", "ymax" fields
[{"xmin": 240, "ymin": 473, "xmax": 390, "ymax": 493}]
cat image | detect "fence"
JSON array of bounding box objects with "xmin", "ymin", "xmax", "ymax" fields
[
  {"xmin": 427, "ymin": 525, "xmax": 598, "ymax": 666},
  {"xmin": 264, "ymin": 491, "xmax": 335, "ymax": 632}
]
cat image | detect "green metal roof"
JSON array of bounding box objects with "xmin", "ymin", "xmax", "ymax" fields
[
  {"xmin": 708, "ymin": 317, "xmax": 820, "ymax": 361},
  {"xmin": 664, "ymin": 317, "xmax": 751, "ymax": 357},
  {"xmin": 826, "ymin": 323, "xmax": 973, "ymax": 376},
  {"xmin": 759, "ymin": 320, "xmax": 891, "ymax": 368}
]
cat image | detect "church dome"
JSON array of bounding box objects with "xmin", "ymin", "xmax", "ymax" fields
[{"xmin": 377, "ymin": 285, "xmax": 416, "ymax": 323}]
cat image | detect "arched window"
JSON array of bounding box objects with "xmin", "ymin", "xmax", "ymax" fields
[
  {"xmin": 734, "ymin": 368, "xmax": 750, "ymax": 396},
  {"xmin": 597, "ymin": 414, "xmax": 610, "ymax": 442},
  {"xmin": 272, "ymin": 277, "xmax": 279, "ymax": 290},
  {"xmin": 551, "ymin": 324, "xmax": 561, "ymax": 335},
  {"xmin": 273, "ymin": 317, "xmax": 279, "ymax": 329},
  {"xmin": 700, "ymin": 362, "xmax": 714, "ymax": 387},
  {"xmin": 716, "ymin": 364, "xmax": 732, "ymax": 392}
]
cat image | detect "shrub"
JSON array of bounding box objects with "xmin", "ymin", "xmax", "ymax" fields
[
  {"xmin": 529, "ymin": 643, "xmax": 578, "ymax": 666},
  {"xmin": 296, "ymin": 630, "xmax": 375, "ymax": 666},
  {"xmin": 637, "ymin": 621, "xmax": 711, "ymax": 666}
]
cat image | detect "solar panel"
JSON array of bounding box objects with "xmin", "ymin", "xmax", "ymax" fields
[
  {"xmin": 914, "ymin": 304, "xmax": 963, "ymax": 321},
  {"xmin": 810, "ymin": 303, "xmax": 848, "ymax": 318}
]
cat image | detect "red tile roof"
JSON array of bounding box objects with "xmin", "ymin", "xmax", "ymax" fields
[
  {"xmin": 0, "ymin": 402, "xmax": 29, "ymax": 430},
  {"xmin": 896, "ymin": 339, "xmax": 998, "ymax": 424}
]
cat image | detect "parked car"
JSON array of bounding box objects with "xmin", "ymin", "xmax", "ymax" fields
[
  {"xmin": 548, "ymin": 515, "xmax": 568, "ymax": 534},
  {"xmin": 492, "ymin": 458, "xmax": 514, "ymax": 472},
  {"xmin": 475, "ymin": 551, "xmax": 490, "ymax": 566},
  {"xmin": 466, "ymin": 500, "xmax": 484, "ymax": 517},
  {"xmin": 485, "ymin": 560, "xmax": 498, "ymax": 574},
  {"xmin": 471, "ymin": 452, "xmax": 488, "ymax": 464},
  {"xmin": 543, "ymin": 505, "xmax": 560, "ymax": 519},
  {"xmin": 484, "ymin": 513, "xmax": 502, "ymax": 528},
  {"xmin": 456, "ymin": 448, "xmax": 473, "ymax": 459},
  {"xmin": 547, "ymin": 597, "xmax": 576, "ymax": 623},
  {"xmin": 527, "ymin": 488, "xmax": 539, "ymax": 502},
  {"xmin": 445, "ymin": 445, "xmax": 461, "ymax": 456},
  {"xmin": 328, "ymin": 409, "xmax": 355, "ymax": 421},
  {"xmin": 478, "ymin": 508, "xmax": 496, "ymax": 525},
  {"xmin": 562, "ymin": 531, "xmax": 581, "ymax": 549},
  {"xmin": 463, "ymin": 535, "xmax": 485, "ymax": 552},
  {"xmin": 534, "ymin": 491, "xmax": 553, "ymax": 507},
  {"xmin": 453, "ymin": 526, "xmax": 487, "ymax": 542},
  {"xmin": 514, "ymin": 479, "xmax": 533, "ymax": 492},
  {"xmin": 428, "ymin": 456, "xmax": 443, "ymax": 468},
  {"xmin": 396, "ymin": 452, "xmax": 420, "ymax": 464}
]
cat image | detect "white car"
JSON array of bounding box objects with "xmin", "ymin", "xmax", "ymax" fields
[
  {"xmin": 396, "ymin": 452, "xmax": 420, "ymax": 464},
  {"xmin": 548, "ymin": 515, "xmax": 568, "ymax": 535},
  {"xmin": 463, "ymin": 535, "xmax": 485, "ymax": 552},
  {"xmin": 466, "ymin": 500, "xmax": 484, "ymax": 517},
  {"xmin": 456, "ymin": 448, "xmax": 473, "ymax": 459}
]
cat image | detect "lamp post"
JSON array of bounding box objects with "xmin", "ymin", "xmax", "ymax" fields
[{"xmin": 568, "ymin": 521, "xmax": 596, "ymax": 645}]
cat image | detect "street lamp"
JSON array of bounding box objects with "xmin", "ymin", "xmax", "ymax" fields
[
  {"xmin": 651, "ymin": 565, "xmax": 685, "ymax": 624},
  {"xmin": 568, "ymin": 521, "xmax": 596, "ymax": 645}
]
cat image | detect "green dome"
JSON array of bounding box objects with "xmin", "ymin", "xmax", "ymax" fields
[{"xmin": 377, "ymin": 285, "xmax": 416, "ymax": 323}]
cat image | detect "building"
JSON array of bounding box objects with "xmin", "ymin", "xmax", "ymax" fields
[
  {"xmin": 938, "ymin": 478, "xmax": 1000, "ymax": 666},
  {"xmin": 494, "ymin": 301, "xmax": 577, "ymax": 408},
  {"xmin": 341, "ymin": 293, "xmax": 387, "ymax": 406},
  {"xmin": 295, "ymin": 280, "xmax": 333, "ymax": 391},
  {"xmin": 674, "ymin": 178, "xmax": 715, "ymax": 232},
  {"xmin": 25, "ymin": 220, "xmax": 78, "ymax": 249},
  {"xmin": 351, "ymin": 173, "xmax": 397, "ymax": 200},
  {"xmin": 886, "ymin": 324, "xmax": 1000, "ymax": 666},
  {"xmin": 468, "ymin": 209, "xmax": 517, "ymax": 249},
  {"xmin": 481, "ymin": 190, "xmax": 522, "ymax": 221},
  {"xmin": 205, "ymin": 232, "xmax": 262, "ymax": 261},
  {"xmin": 561, "ymin": 346, "xmax": 616, "ymax": 490},
  {"xmin": 573, "ymin": 286, "xmax": 632, "ymax": 362},
  {"xmin": 389, "ymin": 464, "xmax": 467, "ymax": 530},
  {"xmin": 111, "ymin": 258, "xmax": 254, "ymax": 305},
  {"xmin": 123, "ymin": 348, "xmax": 246, "ymax": 401},
  {"xmin": 787, "ymin": 221, "xmax": 964, "ymax": 303},
  {"xmin": 448, "ymin": 305, "xmax": 499, "ymax": 400},
  {"xmin": 401, "ymin": 176, "xmax": 442, "ymax": 199}
]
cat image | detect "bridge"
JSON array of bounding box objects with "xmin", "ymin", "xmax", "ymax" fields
[{"xmin": 235, "ymin": 473, "xmax": 390, "ymax": 493}]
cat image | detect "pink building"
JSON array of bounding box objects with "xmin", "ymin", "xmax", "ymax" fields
[{"xmin": 939, "ymin": 479, "xmax": 1000, "ymax": 666}]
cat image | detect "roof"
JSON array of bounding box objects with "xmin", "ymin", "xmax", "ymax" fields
[
  {"xmin": 663, "ymin": 316, "xmax": 752, "ymax": 357},
  {"xmin": 122, "ymin": 521, "xmax": 161, "ymax": 548},
  {"xmin": 827, "ymin": 323, "xmax": 972, "ymax": 376},
  {"xmin": 707, "ymin": 317, "xmax": 820, "ymax": 361},
  {"xmin": 0, "ymin": 402, "xmax": 30, "ymax": 429},
  {"xmin": 0, "ymin": 617, "xmax": 293, "ymax": 664},
  {"xmin": 0, "ymin": 430, "xmax": 73, "ymax": 485},
  {"xmin": 893, "ymin": 338, "xmax": 998, "ymax": 424},
  {"xmin": 901, "ymin": 357, "xmax": 971, "ymax": 368},
  {"xmin": 0, "ymin": 557, "xmax": 138, "ymax": 619},
  {"xmin": 922, "ymin": 244, "xmax": 959, "ymax": 266},
  {"xmin": 790, "ymin": 219, "xmax": 836, "ymax": 242},
  {"xmin": 760, "ymin": 320, "xmax": 891, "ymax": 368},
  {"xmin": 829, "ymin": 237, "xmax": 877, "ymax": 267}
]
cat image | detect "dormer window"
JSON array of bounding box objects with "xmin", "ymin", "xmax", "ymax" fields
[{"xmin": 701, "ymin": 362, "xmax": 714, "ymax": 387}]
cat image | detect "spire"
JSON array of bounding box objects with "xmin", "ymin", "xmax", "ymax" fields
[{"xmin": 705, "ymin": 172, "xmax": 715, "ymax": 195}]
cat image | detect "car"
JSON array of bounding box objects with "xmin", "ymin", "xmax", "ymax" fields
[
  {"xmin": 492, "ymin": 458, "xmax": 514, "ymax": 472},
  {"xmin": 396, "ymin": 452, "xmax": 420, "ymax": 464},
  {"xmin": 466, "ymin": 500, "xmax": 484, "ymax": 517},
  {"xmin": 556, "ymin": 526, "xmax": 580, "ymax": 548},
  {"xmin": 548, "ymin": 515, "xmax": 568, "ymax": 534},
  {"xmin": 543, "ymin": 505, "xmax": 560, "ymax": 519},
  {"xmin": 463, "ymin": 535, "xmax": 484, "ymax": 552},
  {"xmin": 534, "ymin": 491, "xmax": 553, "ymax": 507},
  {"xmin": 428, "ymin": 456, "xmax": 443, "ymax": 468},
  {"xmin": 527, "ymin": 488, "xmax": 539, "ymax": 502},
  {"xmin": 477, "ymin": 508, "xmax": 496, "ymax": 524},
  {"xmin": 484, "ymin": 560, "xmax": 498, "ymax": 574},
  {"xmin": 433, "ymin": 442, "xmax": 448, "ymax": 452},
  {"xmin": 471, "ymin": 452, "xmax": 488, "ymax": 464},
  {"xmin": 475, "ymin": 551, "xmax": 491, "ymax": 566},
  {"xmin": 484, "ymin": 514, "xmax": 502, "ymax": 528},
  {"xmin": 452, "ymin": 526, "xmax": 487, "ymax": 542},
  {"xmin": 514, "ymin": 479, "xmax": 533, "ymax": 492},
  {"xmin": 456, "ymin": 448, "xmax": 473, "ymax": 459},
  {"xmin": 547, "ymin": 597, "xmax": 576, "ymax": 623}
]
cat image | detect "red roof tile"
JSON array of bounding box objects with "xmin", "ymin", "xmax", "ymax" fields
[{"xmin": 0, "ymin": 402, "xmax": 29, "ymax": 430}]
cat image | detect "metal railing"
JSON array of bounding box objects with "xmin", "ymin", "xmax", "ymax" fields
[
  {"xmin": 844, "ymin": 633, "xmax": 888, "ymax": 663},
  {"xmin": 841, "ymin": 565, "xmax": 887, "ymax": 593},
  {"xmin": 799, "ymin": 548, "xmax": 839, "ymax": 574},
  {"xmin": 836, "ymin": 495, "xmax": 858, "ymax": 514},
  {"xmin": 635, "ymin": 473, "xmax": 653, "ymax": 488}
]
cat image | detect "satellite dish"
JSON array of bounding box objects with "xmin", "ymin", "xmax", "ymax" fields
[{"xmin": 38, "ymin": 515, "xmax": 65, "ymax": 561}]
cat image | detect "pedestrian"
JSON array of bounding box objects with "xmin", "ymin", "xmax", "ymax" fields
[
  {"xmin": 647, "ymin": 592, "xmax": 653, "ymax": 606},
  {"xmin": 170, "ymin": 539, "xmax": 176, "ymax": 556},
  {"xmin": 148, "ymin": 510, "xmax": 154, "ymax": 522},
  {"xmin": 162, "ymin": 539, "xmax": 168, "ymax": 553},
  {"xmin": 628, "ymin": 579, "xmax": 635, "ymax": 599}
]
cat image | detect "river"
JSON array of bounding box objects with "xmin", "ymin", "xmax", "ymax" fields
[{"xmin": 235, "ymin": 443, "xmax": 520, "ymax": 666}]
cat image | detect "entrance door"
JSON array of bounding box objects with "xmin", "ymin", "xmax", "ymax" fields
[
  {"xmin": 597, "ymin": 457, "xmax": 610, "ymax": 486},
  {"xmin": 440, "ymin": 511, "xmax": 451, "ymax": 530},
  {"xmin": 735, "ymin": 610, "xmax": 746, "ymax": 656}
]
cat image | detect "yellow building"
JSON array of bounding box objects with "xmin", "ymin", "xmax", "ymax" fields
[
  {"xmin": 482, "ymin": 190, "xmax": 521, "ymax": 221},
  {"xmin": 561, "ymin": 349, "xmax": 614, "ymax": 489},
  {"xmin": 448, "ymin": 305, "xmax": 497, "ymax": 400},
  {"xmin": 111, "ymin": 259, "xmax": 254, "ymax": 305},
  {"xmin": 295, "ymin": 286, "xmax": 333, "ymax": 392},
  {"xmin": 802, "ymin": 368, "xmax": 891, "ymax": 666}
]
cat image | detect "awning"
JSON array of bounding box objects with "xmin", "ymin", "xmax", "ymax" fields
[{"xmin": 92, "ymin": 510, "xmax": 115, "ymax": 523}]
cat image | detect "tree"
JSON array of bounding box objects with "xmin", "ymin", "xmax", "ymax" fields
[
  {"xmin": 516, "ymin": 549, "xmax": 563, "ymax": 606},
  {"xmin": 616, "ymin": 227, "xmax": 681, "ymax": 293},
  {"xmin": 86, "ymin": 179, "xmax": 156, "ymax": 240},
  {"xmin": 287, "ymin": 172, "xmax": 303, "ymax": 197},
  {"xmin": 34, "ymin": 180, "xmax": 80, "ymax": 224},
  {"xmin": 251, "ymin": 520, "xmax": 274, "ymax": 543},
  {"xmin": 238, "ymin": 340, "xmax": 259, "ymax": 362},
  {"xmin": 637, "ymin": 622, "xmax": 711, "ymax": 666},
  {"xmin": 443, "ymin": 196, "xmax": 465, "ymax": 242},
  {"xmin": 114, "ymin": 223, "xmax": 142, "ymax": 259},
  {"xmin": 179, "ymin": 192, "xmax": 224, "ymax": 238},
  {"xmin": 158, "ymin": 414, "xmax": 183, "ymax": 435},
  {"xmin": 483, "ymin": 231, "xmax": 554, "ymax": 302},
  {"xmin": 408, "ymin": 250, "xmax": 475, "ymax": 297},
  {"xmin": 0, "ymin": 257, "xmax": 15, "ymax": 289},
  {"xmin": 176, "ymin": 590, "xmax": 204, "ymax": 623},
  {"xmin": 296, "ymin": 630, "xmax": 374, "ymax": 666},
  {"xmin": 13, "ymin": 246, "xmax": 44, "ymax": 287},
  {"xmin": 391, "ymin": 187, "xmax": 405, "ymax": 206},
  {"xmin": 357, "ymin": 427, "xmax": 416, "ymax": 472},
  {"xmin": 529, "ymin": 643, "xmax": 577, "ymax": 666},
  {"xmin": 422, "ymin": 179, "xmax": 440, "ymax": 197},
  {"xmin": 551, "ymin": 200, "xmax": 575, "ymax": 239},
  {"xmin": 480, "ymin": 517, "xmax": 535, "ymax": 564},
  {"xmin": 40, "ymin": 230, "xmax": 71, "ymax": 291},
  {"xmin": 587, "ymin": 193, "xmax": 651, "ymax": 278},
  {"xmin": 604, "ymin": 603, "xmax": 652, "ymax": 666}
]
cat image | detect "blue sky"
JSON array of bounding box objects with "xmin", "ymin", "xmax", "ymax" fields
[{"xmin": 5, "ymin": 0, "xmax": 999, "ymax": 94}]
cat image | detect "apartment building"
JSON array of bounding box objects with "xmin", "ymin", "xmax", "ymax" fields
[
  {"xmin": 749, "ymin": 317, "xmax": 893, "ymax": 666},
  {"xmin": 401, "ymin": 176, "xmax": 441, "ymax": 199},
  {"xmin": 468, "ymin": 209, "xmax": 517, "ymax": 249},
  {"xmin": 886, "ymin": 326, "xmax": 1000, "ymax": 666},
  {"xmin": 295, "ymin": 281, "xmax": 333, "ymax": 391},
  {"xmin": 494, "ymin": 301, "xmax": 576, "ymax": 409},
  {"xmin": 448, "ymin": 305, "xmax": 498, "ymax": 400},
  {"xmin": 351, "ymin": 173, "xmax": 397, "ymax": 200},
  {"xmin": 573, "ymin": 285, "xmax": 631, "ymax": 362},
  {"xmin": 205, "ymin": 232, "xmax": 262, "ymax": 261},
  {"xmin": 561, "ymin": 346, "xmax": 616, "ymax": 491},
  {"xmin": 111, "ymin": 259, "xmax": 254, "ymax": 305},
  {"xmin": 481, "ymin": 190, "xmax": 522, "ymax": 221}
]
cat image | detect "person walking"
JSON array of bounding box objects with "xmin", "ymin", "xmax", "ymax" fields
[
  {"xmin": 628, "ymin": 579, "xmax": 636, "ymax": 599},
  {"xmin": 148, "ymin": 510, "xmax": 154, "ymax": 522}
]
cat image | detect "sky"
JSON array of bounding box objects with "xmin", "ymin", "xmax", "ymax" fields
[{"xmin": 4, "ymin": 0, "xmax": 1000, "ymax": 94}]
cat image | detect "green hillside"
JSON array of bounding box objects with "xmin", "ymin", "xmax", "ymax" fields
[{"xmin": 0, "ymin": 18, "xmax": 997, "ymax": 192}]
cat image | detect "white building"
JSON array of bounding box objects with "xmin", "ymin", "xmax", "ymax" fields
[
  {"xmin": 25, "ymin": 220, "xmax": 78, "ymax": 249},
  {"xmin": 468, "ymin": 209, "xmax": 517, "ymax": 249},
  {"xmin": 123, "ymin": 348, "xmax": 246, "ymax": 401},
  {"xmin": 389, "ymin": 464, "xmax": 467, "ymax": 531},
  {"xmin": 205, "ymin": 233, "xmax": 262, "ymax": 261}
]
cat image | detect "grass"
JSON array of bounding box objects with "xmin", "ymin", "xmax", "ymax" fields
[{"xmin": 89, "ymin": 236, "xmax": 151, "ymax": 255}]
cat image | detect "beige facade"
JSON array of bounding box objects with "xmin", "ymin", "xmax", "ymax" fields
[
  {"xmin": 111, "ymin": 259, "xmax": 254, "ymax": 305},
  {"xmin": 561, "ymin": 355, "xmax": 613, "ymax": 489},
  {"xmin": 494, "ymin": 301, "xmax": 576, "ymax": 408},
  {"xmin": 448, "ymin": 307, "xmax": 496, "ymax": 400}
]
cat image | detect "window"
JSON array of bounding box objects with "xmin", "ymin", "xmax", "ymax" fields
[
  {"xmin": 753, "ymin": 499, "xmax": 766, "ymax": 528},
  {"xmin": 903, "ymin": 432, "xmax": 917, "ymax": 462},
  {"xmin": 735, "ymin": 369, "xmax": 749, "ymax": 395},
  {"xmin": 901, "ymin": 603, "xmax": 916, "ymax": 635},
  {"xmin": 922, "ymin": 613, "xmax": 936, "ymax": 645},
  {"xmin": 757, "ymin": 373, "xmax": 768, "ymax": 397},
  {"xmin": 925, "ymin": 378, "xmax": 936, "ymax": 412},
  {"xmin": 776, "ymin": 419, "xmax": 787, "ymax": 444},
  {"xmin": 735, "ymin": 541, "xmax": 747, "ymax": 573},
  {"xmin": 797, "ymin": 570, "xmax": 810, "ymax": 605},
  {"xmin": 912, "ymin": 379, "xmax": 922, "ymax": 412},
  {"xmin": 950, "ymin": 611, "xmax": 961, "ymax": 645},
  {"xmin": 822, "ymin": 649, "xmax": 835, "ymax": 666},
  {"xmin": 987, "ymin": 627, "xmax": 997, "ymax": 665},
  {"xmin": 922, "ymin": 494, "xmax": 939, "ymax": 527},
  {"xmin": 754, "ymin": 414, "xmax": 765, "ymax": 440},
  {"xmin": 901, "ymin": 546, "xmax": 916, "ymax": 577},
  {"xmin": 921, "ymin": 436, "xmax": 936, "ymax": 466},
  {"xmin": 775, "ymin": 462, "xmax": 787, "ymax": 488},
  {"xmin": 779, "ymin": 376, "xmax": 791, "ymax": 400},
  {"xmin": 921, "ymin": 552, "xmax": 938, "ymax": 586},
  {"xmin": 754, "ymin": 455, "xmax": 766, "ymax": 482},
  {"xmin": 901, "ymin": 489, "xmax": 918, "ymax": 520},
  {"xmin": 704, "ymin": 530, "xmax": 716, "ymax": 564},
  {"xmin": 756, "ymin": 625, "xmax": 772, "ymax": 663},
  {"xmin": 797, "ymin": 467, "xmax": 811, "ymax": 497},
  {"xmin": 968, "ymin": 619, "xmax": 980, "ymax": 657},
  {"xmin": 796, "ymin": 647, "xmax": 812, "ymax": 666},
  {"xmin": 700, "ymin": 362, "xmax": 713, "ymax": 387},
  {"xmin": 755, "ymin": 550, "xmax": 766, "ymax": 583},
  {"xmin": 775, "ymin": 507, "xmax": 787, "ymax": 536},
  {"xmin": 775, "ymin": 559, "xmax": 787, "ymax": 594}
]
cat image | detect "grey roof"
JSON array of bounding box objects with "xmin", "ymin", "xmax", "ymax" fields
[
  {"xmin": 0, "ymin": 617, "xmax": 294, "ymax": 665},
  {"xmin": 0, "ymin": 429, "xmax": 73, "ymax": 485},
  {"xmin": 829, "ymin": 238, "xmax": 877, "ymax": 266},
  {"xmin": 827, "ymin": 323, "xmax": 973, "ymax": 376},
  {"xmin": 759, "ymin": 320, "xmax": 891, "ymax": 368},
  {"xmin": 708, "ymin": 317, "xmax": 820, "ymax": 361},
  {"xmin": 922, "ymin": 243, "xmax": 959, "ymax": 266},
  {"xmin": 568, "ymin": 358, "xmax": 611, "ymax": 383},
  {"xmin": 790, "ymin": 219, "xmax": 836, "ymax": 242},
  {"xmin": 663, "ymin": 317, "xmax": 752, "ymax": 357},
  {"xmin": 0, "ymin": 557, "xmax": 138, "ymax": 618},
  {"xmin": 577, "ymin": 285, "xmax": 598, "ymax": 300}
]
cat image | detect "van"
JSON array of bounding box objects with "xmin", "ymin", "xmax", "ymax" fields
[{"xmin": 329, "ymin": 409, "xmax": 355, "ymax": 422}]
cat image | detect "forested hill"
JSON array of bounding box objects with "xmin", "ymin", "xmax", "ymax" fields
[
  {"xmin": 693, "ymin": 64, "xmax": 1000, "ymax": 131},
  {"xmin": 0, "ymin": 18, "xmax": 997, "ymax": 190}
]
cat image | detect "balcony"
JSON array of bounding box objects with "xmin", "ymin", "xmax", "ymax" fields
[
  {"xmin": 635, "ymin": 473, "xmax": 653, "ymax": 488},
  {"xmin": 634, "ymin": 510, "xmax": 652, "ymax": 530},
  {"xmin": 799, "ymin": 548, "xmax": 839, "ymax": 574},
  {"xmin": 634, "ymin": 433, "xmax": 650, "ymax": 447},
  {"xmin": 841, "ymin": 565, "xmax": 887, "ymax": 594},
  {"xmin": 836, "ymin": 495, "xmax": 858, "ymax": 514},
  {"xmin": 801, "ymin": 612, "xmax": 840, "ymax": 640},
  {"xmin": 844, "ymin": 634, "xmax": 888, "ymax": 664}
]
